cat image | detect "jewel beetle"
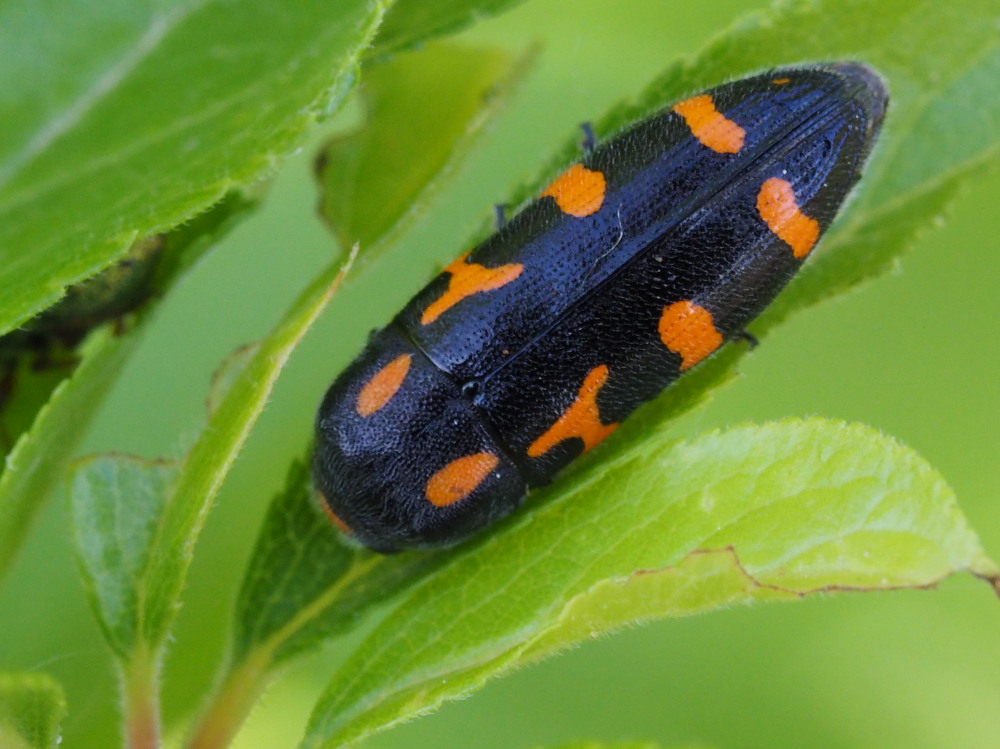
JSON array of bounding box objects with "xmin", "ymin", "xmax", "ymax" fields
[
  {"xmin": 314, "ymin": 62, "xmax": 888, "ymax": 552},
  {"xmin": 0, "ymin": 236, "xmax": 164, "ymax": 414},
  {"xmin": 0, "ymin": 236, "xmax": 163, "ymax": 363}
]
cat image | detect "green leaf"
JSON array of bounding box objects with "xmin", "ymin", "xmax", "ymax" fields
[
  {"xmin": 231, "ymin": 461, "xmax": 358, "ymax": 663},
  {"xmin": 0, "ymin": 329, "xmax": 140, "ymax": 584},
  {"xmin": 0, "ymin": 188, "xmax": 259, "ymax": 585},
  {"xmin": 185, "ymin": 40, "xmax": 535, "ymax": 748},
  {"xmin": 146, "ymin": 186, "xmax": 267, "ymax": 295},
  {"xmin": 231, "ymin": 461, "xmax": 445, "ymax": 668},
  {"xmin": 136, "ymin": 255, "xmax": 354, "ymax": 656},
  {"xmin": 0, "ymin": 0, "xmax": 390, "ymax": 335},
  {"xmin": 301, "ymin": 419, "xmax": 997, "ymax": 748},
  {"xmin": 541, "ymin": 744, "xmax": 680, "ymax": 749},
  {"xmin": 540, "ymin": 745, "xmax": 662, "ymax": 749},
  {"xmin": 370, "ymin": 0, "xmax": 531, "ymax": 59},
  {"xmin": 0, "ymin": 672, "xmax": 66, "ymax": 749},
  {"xmin": 70, "ymin": 456, "xmax": 179, "ymax": 658},
  {"xmin": 186, "ymin": 410, "xmax": 443, "ymax": 748},
  {"xmin": 70, "ymin": 253, "xmax": 353, "ymax": 660},
  {"xmin": 317, "ymin": 42, "xmax": 534, "ymax": 255}
]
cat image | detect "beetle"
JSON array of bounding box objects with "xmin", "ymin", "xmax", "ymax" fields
[
  {"xmin": 0, "ymin": 236, "xmax": 163, "ymax": 420},
  {"xmin": 313, "ymin": 62, "xmax": 888, "ymax": 552},
  {"xmin": 0, "ymin": 236, "xmax": 163, "ymax": 363}
]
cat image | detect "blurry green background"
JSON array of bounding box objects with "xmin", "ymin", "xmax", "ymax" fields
[{"xmin": 2, "ymin": 0, "xmax": 998, "ymax": 747}]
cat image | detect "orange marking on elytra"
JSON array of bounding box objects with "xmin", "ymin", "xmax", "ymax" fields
[
  {"xmin": 527, "ymin": 365, "xmax": 619, "ymax": 458},
  {"xmin": 756, "ymin": 177, "xmax": 820, "ymax": 259},
  {"xmin": 356, "ymin": 353, "xmax": 412, "ymax": 416},
  {"xmin": 672, "ymin": 94, "xmax": 745, "ymax": 154},
  {"xmin": 540, "ymin": 163, "xmax": 607, "ymax": 217},
  {"xmin": 421, "ymin": 253, "xmax": 523, "ymax": 325},
  {"xmin": 319, "ymin": 494, "xmax": 353, "ymax": 535},
  {"xmin": 425, "ymin": 452, "xmax": 500, "ymax": 507},
  {"xmin": 659, "ymin": 300, "xmax": 723, "ymax": 370},
  {"xmin": 772, "ymin": 77, "xmax": 790, "ymax": 85}
]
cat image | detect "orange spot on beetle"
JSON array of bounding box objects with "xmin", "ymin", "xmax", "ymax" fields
[
  {"xmin": 659, "ymin": 300, "xmax": 723, "ymax": 370},
  {"xmin": 756, "ymin": 177, "xmax": 820, "ymax": 259},
  {"xmin": 540, "ymin": 164, "xmax": 607, "ymax": 217},
  {"xmin": 356, "ymin": 353, "xmax": 412, "ymax": 416},
  {"xmin": 425, "ymin": 452, "xmax": 500, "ymax": 507},
  {"xmin": 421, "ymin": 253, "xmax": 523, "ymax": 325},
  {"xmin": 527, "ymin": 365, "xmax": 619, "ymax": 458},
  {"xmin": 672, "ymin": 94, "xmax": 745, "ymax": 154},
  {"xmin": 772, "ymin": 77, "xmax": 790, "ymax": 85},
  {"xmin": 319, "ymin": 494, "xmax": 353, "ymax": 535}
]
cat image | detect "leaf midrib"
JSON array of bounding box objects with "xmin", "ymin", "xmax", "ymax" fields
[
  {"xmin": 0, "ymin": 2, "xmax": 375, "ymax": 221},
  {"xmin": 0, "ymin": 0, "xmax": 211, "ymax": 191}
]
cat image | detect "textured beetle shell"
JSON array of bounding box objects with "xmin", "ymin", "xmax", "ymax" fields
[{"xmin": 314, "ymin": 63, "xmax": 888, "ymax": 552}]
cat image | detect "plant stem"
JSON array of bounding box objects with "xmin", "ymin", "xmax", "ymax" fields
[
  {"xmin": 186, "ymin": 649, "xmax": 273, "ymax": 749},
  {"xmin": 122, "ymin": 648, "xmax": 162, "ymax": 749}
]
